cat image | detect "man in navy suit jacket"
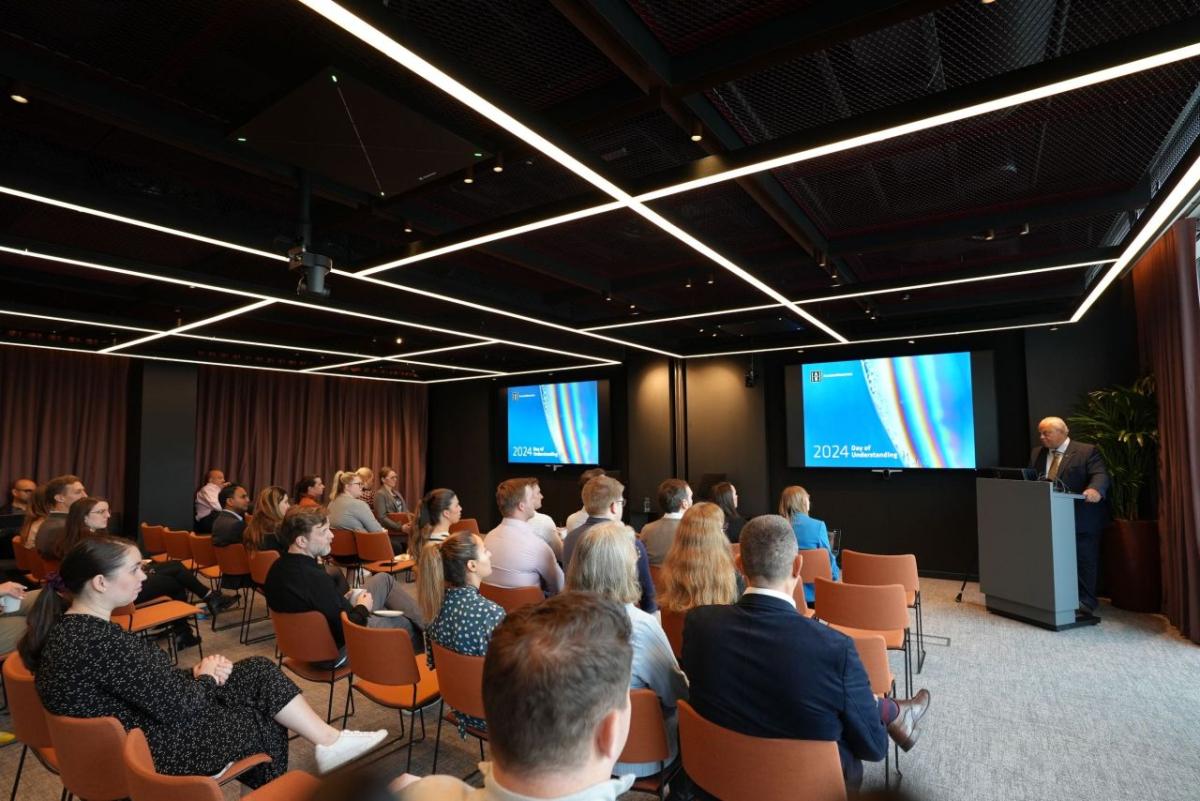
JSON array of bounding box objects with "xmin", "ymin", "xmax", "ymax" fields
[
  {"xmin": 1030, "ymin": 416, "xmax": 1111, "ymax": 618},
  {"xmin": 682, "ymin": 515, "xmax": 930, "ymax": 791}
]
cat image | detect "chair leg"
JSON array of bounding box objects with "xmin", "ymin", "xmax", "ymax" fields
[
  {"xmin": 342, "ymin": 686, "xmax": 354, "ymax": 730},
  {"xmin": 432, "ymin": 700, "xmax": 445, "ymax": 773},
  {"xmin": 915, "ymin": 593, "xmax": 926, "ymax": 673},
  {"xmin": 903, "ymin": 630, "xmax": 912, "ymax": 698},
  {"xmin": 478, "ymin": 736, "xmax": 485, "ymax": 761},
  {"xmin": 9, "ymin": 743, "xmax": 26, "ymax": 801}
]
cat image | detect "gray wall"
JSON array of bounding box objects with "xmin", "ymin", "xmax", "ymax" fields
[{"xmin": 625, "ymin": 354, "xmax": 673, "ymax": 514}]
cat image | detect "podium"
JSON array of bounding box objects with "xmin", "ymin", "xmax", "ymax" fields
[{"xmin": 976, "ymin": 479, "xmax": 1089, "ymax": 630}]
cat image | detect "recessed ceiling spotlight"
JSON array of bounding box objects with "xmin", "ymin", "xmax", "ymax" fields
[
  {"xmin": 603, "ymin": 290, "xmax": 612, "ymax": 302},
  {"xmin": 403, "ymin": 220, "xmax": 413, "ymax": 234},
  {"xmin": 1050, "ymin": 326, "xmax": 1059, "ymax": 331},
  {"xmin": 463, "ymin": 165, "xmax": 475, "ymax": 184},
  {"xmin": 629, "ymin": 304, "xmax": 637, "ymax": 310},
  {"xmin": 690, "ymin": 121, "xmax": 703, "ymax": 142},
  {"xmin": 10, "ymin": 92, "xmax": 28, "ymax": 104},
  {"xmin": 1020, "ymin": 222, "xmax": 1031, "ymax": 236},
  {"xmin": 395, "ymin": 336, "xmax": 404, "ymax": 344},
  {"xmin": 331, "ymin": 74, "xmax": 339, "ymax": 83},
  {"xmin": 706, "ymin": 274, "xmax": 715, "ymax": 285},
  {"xmin": 493, "ymin": 152, "xmax": 504, "ymax": 173},
  {"xmin": 984, "ymin": 228, "xmax": 995, "ymax": 241},
  {"xmin": 685, "ymin": 277, "xmax": 693, "ymax": 288},
  {"xmin": 908, "ymin": 339, "xmax": 916, "ymax": 344},
  {"xmin": 235, "ymin": 136, "xmax": 247, "ymax": 143}
]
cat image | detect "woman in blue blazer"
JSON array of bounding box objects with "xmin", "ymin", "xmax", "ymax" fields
[{"xmin": 780, "ymin": 485, "xmax": 840, "ymax": 602}]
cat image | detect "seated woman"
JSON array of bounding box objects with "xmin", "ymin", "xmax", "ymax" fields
[
  {"xmin": 567, "ymin": 521, "xmax": 688, "ymax": 778},
  {"xmin": 294, "ymin": 475, "xmax": 325, "ymax": 509},
  {"xmin": 18, "ymin": 486, "xmax": 48, "ymax": 550},
  {"xmin": 354, "ymin": 467, "xmax": 376, "ymax": 510},
  {"xmin": 245, "ymin": 487, "xmax": 348, "ymax": 595},
  {"xmin": 711, "ymin": 481, "xmax": 746, "ymax": 544},
  {"xmin": 19, "ymin": 536, "xmax": 388, "ymax": 782},
  {"xmin": 780, "ymin": 484, "xmax": 840, "ymax": 603},
  {"xmin": 660, "ymin": 502, "xmax": 743, "ymax": 616},
  {"xmin": 372, "ymin": 466, "xmax": 408, "ymax": 550},
  {"xmin": 326, "ymin": 470, "xmax": 385, "ymax": 534},
  {"xmin": 57, "ymin": 497, "xmax": 235, "ymax": 645},
  {"xmin": 410, "ymin": 488, "xmax": 461, "ymax": 554},
  {"xmin": 416, "ymin": 531, "xmax": 504, "ymax": 737}
]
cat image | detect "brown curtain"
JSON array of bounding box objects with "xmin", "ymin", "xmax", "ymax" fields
[
  {"xmin": 194, "ymin": 367, "xmax": 428, "ymax": 510},
  {"xmin": 1132, "ymin": 218, "xmax": 1200, "ymax": 643},
  {"xmin": 0, "ymin": 346, "xmax": 129, "ymax": 504}
]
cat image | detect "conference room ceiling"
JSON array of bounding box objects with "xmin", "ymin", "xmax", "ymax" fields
[{"xmin": 2, "ymin": 0, "xmax": 1200, "ymax": 381}]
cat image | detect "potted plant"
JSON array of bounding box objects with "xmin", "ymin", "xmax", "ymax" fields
[{"xmin": 1068, "ymin": 375, "xmax": 1160, "ymax": 612}]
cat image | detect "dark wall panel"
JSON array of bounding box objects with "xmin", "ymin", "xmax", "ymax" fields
[{"xmin": 130, "ymin": 363, "xmax": 198, "ymax": 532}]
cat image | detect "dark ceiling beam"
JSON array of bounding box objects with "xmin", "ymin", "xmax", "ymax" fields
[
  {"xmin": 828, "ymin": 184, "xmax": 1150, "ymax": 255},
  {"xmin": 624, "ymin": 18, "xmax": 1200, "ymax": 196}
]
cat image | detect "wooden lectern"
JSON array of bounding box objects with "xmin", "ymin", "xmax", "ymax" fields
[{"xmin": 976, "ymin": 478, "xmax": 1092, "ymax": 630}]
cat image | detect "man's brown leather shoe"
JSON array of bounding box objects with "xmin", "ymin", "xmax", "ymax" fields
[{"xmin": 886, "ymin": 689, "xmax": 931, "ymax": 752}]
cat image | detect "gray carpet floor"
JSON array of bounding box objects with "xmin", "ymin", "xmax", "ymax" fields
[{"xmin": 3, "ymin": 577, "xmax": 1198, "ymax": 800}]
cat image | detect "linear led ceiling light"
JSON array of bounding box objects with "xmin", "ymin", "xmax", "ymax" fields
[
  {"xmin": 0, "ymin": 186, "xmax": 287, "ymax": 262},
  {"xmin": 688, "ymin": 320, "xmax": 1071, "ymax": 359},
  {"xmin": 423, "ymin": 360, "xmax": 621, "ymax": 384},
  {"xmin": 1072, "ymin": 150, "xmax": 1200, "ymax": 321},
  {"xmin": 583, "ymin": 259, "xmax": 1108, "ymax": 331},
  {"xmin": 295, "ymin": 0, "xmax": 846, "ymax": 342},
  {"xmin": 100, "ymin": 299, "xmax": 275, "ymax": 353}
]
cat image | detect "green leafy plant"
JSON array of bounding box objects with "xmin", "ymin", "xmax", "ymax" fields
[{"xmin": 1067, "ymin": 375, "xmax": 1158, "ymax": 521}]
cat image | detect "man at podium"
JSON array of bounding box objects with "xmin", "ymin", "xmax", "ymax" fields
[{"xmin": 1029, "ymin": 416, "xmax": 1110, "ymax": 621}]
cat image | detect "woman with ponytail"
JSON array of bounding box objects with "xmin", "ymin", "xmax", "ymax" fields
[
  {"xmin": 327, "ymin": 470, "xmax": 385, "ymax": 534},
  {"xmin": 19, "ymin": 537, "xmax": 388, "ymax": 780},
  {"xmin": 411, "ymin": 488, "xmax": 462, "ymax": 555},
  {"xmin": 416, "ymin": 531, "xmax": 503, "ymax": 736}
]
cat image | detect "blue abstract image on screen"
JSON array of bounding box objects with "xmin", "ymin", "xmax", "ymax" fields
[
  {"xmin": 803, "ymin": 353, "xmax": 975, "ymax": 468},
  {"xmin": 507, "ymin": 380, "xmax": 599, "ymax": 464}
]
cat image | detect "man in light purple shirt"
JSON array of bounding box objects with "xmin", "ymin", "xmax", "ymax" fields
[{"xmin": 484, "ymin": 477, "xmax": 564, "ymax": 595}]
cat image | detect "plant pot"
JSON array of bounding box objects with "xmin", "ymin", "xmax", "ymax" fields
[{"xmin": 1101, "ymin": 519, "xmax": 1161, "ymax": 612}]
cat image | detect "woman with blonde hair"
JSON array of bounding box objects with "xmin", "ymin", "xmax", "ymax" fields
[
  {"xmin": 416, "ymin": 532, "xmax": 503, "ymax": 736},
  {"xmin": 660, "ymin": 502, "xmax": 742, "ymax": 614},
  {"xmin": 780, "ymin": 485, "xmax": 840, "ymax": 603},
  {"xmin": 327, "ymin": 470, "xmax": 385, "ymax": 534},
  {"xmin": 567, "ymin": 521, "xmax": 687, "ymax": 778},
  {"xmin": 354, "ymin": 467, "xmax": 376, "ymax": 509}
]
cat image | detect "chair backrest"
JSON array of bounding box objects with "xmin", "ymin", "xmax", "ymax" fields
[
  {"xmin": 831, "ymin": 627, "xmax": 892, "ymax": 696},
  {"xmin": 448, "ymin": 518, "xmax": 480, "ymax": 535},
  {"xmin": 214, "ymin": 542, "xmax": 252, "ymax": 576},
  {"xmin": 249, "ymin": 548, "xmax": 280, "ymax": 584},
  {"xmin": 648, "ymin": 564, "xmax": 667, "ymax": 596},
  {"xmin": 272, "ymin": 609, "xmax": 342, "ymax": 664},
  {"xmin": 46, "ymin": 712, "xmax": 130, "ymax": 801},
  {"xmin": 479, "ymin": 583, "xmax": 544, "ymax": 613},
  {"xmin": 619, "ymin": 688, "xmax": 670, "ymax": 764},
  {"xmin": 677, "ymin": 700, "xmax": 846, "ymax": 801},
  {"xmin": 430, "ymin": 642, "xmax": 487, "ymax": 720},
  {"xmin": 841, "ymin": 550, "xmax": 920, "ymax": 596},
  {"xmin": 140, "ymin": 523, "xmax": 167, "ymax": 555},
  {"xmin": 659, "ymin": 607, "xmax": 685, "ymax": 659},
  {"xmin": 12, "ymin": 534, "xmax": 31, "ymax": 572},
  {"xmin": 814, "ymin": 577, "xmax": 909, "ymax": 633},
  {"xmin": 789, "ymin": 553, "xmax": 810, "ymax": 613},
  {"xmin": 341, "ymin": 612, "xmax": 421, "ymax": 687},
  {"xmin": 354, "ymin": 530, "xmax": 395, "ymax": 562},
  {"xmin": 188, "ymin": 533, "xmax": 218, "ymax": 569},
  {"xmin": 163, "ymin": 528, "xmax": 192, "ymax": 561},
  {"xmin": 330, "ymin": 528, "xmax": 359, "ymax": 558},
  {"xmin": 798, "ymin": 548, "xmax": 833, "ymax": 583},
  {"xmin": 123, "ymin": 727, "xmax": 221, "ymax": 801},
  {"xmin": 3, "ymin": 652, "xmax": 53, "ymax": 750},
  {"xmin": 387, "ymin": 511, "xmax": 415, "ymax": 527}
]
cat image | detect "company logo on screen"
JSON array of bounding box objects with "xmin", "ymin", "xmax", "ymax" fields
[
  {"xmin": 809, "ymin": 370, "xmax": 822, "ymax": 383},
  {"xmin": 511, "ymin": 392, "xmax": 519, "ymax": 401}
]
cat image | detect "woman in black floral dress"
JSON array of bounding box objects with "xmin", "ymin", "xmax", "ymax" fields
[{"xmin": 19, "ymin": 536, "xmax": 387, "ymax": 784}]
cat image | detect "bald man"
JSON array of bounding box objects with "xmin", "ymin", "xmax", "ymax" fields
[{"xmin": 1029, "ymin": 416, "xmax": 1110, "ymax": 620}]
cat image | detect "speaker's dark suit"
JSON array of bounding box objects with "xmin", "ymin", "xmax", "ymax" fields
[
  {"xmin": 1029, "ymin": 440, "xmax": 1110, "ymax": 610},
  {"xmin": 681, "ymin": 592, "xmax": 888, "ymax": 789}
]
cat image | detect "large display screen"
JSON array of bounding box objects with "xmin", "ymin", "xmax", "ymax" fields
[
  {"xmin": 506, "ymin": 380, "xmax": 602, "ymax": 465},
  {"xmin": 798, "ymin": 352, "xmax": 978, "ymax": 469}
]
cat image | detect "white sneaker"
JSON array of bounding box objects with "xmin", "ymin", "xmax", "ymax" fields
[{"xmin": 314, "ymin": 729, "xmax": 388, "ymax": 774}]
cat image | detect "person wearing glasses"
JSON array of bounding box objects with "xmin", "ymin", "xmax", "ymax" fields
[
  {"xmin": 482, "ymin": 478, "xmax": 564, "ymax": 596},
  {"xmin": 1, "ymin": 477, "xmax": 36, "ymax": 516},
  {"xmin": 563, "ymin": 475, "xmax": 656, "ymax": 613},
  {"xmin": 327, "ymin": 470, "xmax": 387, "ymax": 535}
]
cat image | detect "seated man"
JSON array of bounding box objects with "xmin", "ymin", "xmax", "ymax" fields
[
  {"xmin": 638, "ymin": 478, "xmax": 692, "ymax": 565},
  {"xmin": 193, "ymin": 468, "xmax": 227, "ymax": 534},
  {"xmin": 265, "ymin": 507, "xmax": 426, "ymax": 665},
  {"xmin": 0, "ymin": 477, "xmax": 35, "ymax": 516},
  {"xmin": 394, "ymin": 592, "xmax": 636, "ymax": 801},
  {"xmin": 484, "ymin": 478, "xmax": 563, "ymax": 595},
  {"xmin": 564, "ymin": 475, "xmax": 655, "ymax": 613},
  {"xmin": 211, "ymin": 483, "xmax": 250, "ymax": 547},
  {"xmin": 35, "ymin": 474, "xmax": 87, "ymax": 561},
  {"xmin": 682, "ymin": 514, "xmax": 931, "ymax": 790}
]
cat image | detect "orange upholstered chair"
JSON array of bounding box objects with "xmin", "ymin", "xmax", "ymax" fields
[
  {"xmin": 677, "ymin": 700, "xmax": 846, "ymax": 801},
  {"xmin": 341, "ymin": 613, "xmax": 440, "ymax": 771},
  {"xmin": 329, "ymin": 528, "xmax": 362, "ymax": 585},
  {"xmin": 814, "ymin": 577, "xmax": 912, "ymax": 696},
  {"xmin": 617, "ymin": 688, "xmax": 680, "ymax": 799},
  {"xmin": 448, "ymin": 518, "xmax": 480, "ymax": 535},
  {"xmin": 4, "ymin": 652, "xmax": 61, "ymax": 799},
  {"xmin": 188, "ymin": 533, "xmax": 222, "ymax": 589},
  {"xmin": 139, "ymin": 523, "xmax": 169, "ymax": 562},
  {"xmin": 840, "ymin": 549, "xmax": 925, "ymax": 672},
  {"xmin": 45, "ymin": 714, "xmax": 130, "ymax": 801},
  {"xmin": 430, "ymin": 643, "xmax": 487, "ymax": 773},
  {"xmin": 355, "ymin": 530, "xmax": 415, "ymax": 576},
  {"xmin": 242, "ymin": 548, "xmax": 279, "ymax": 644},
  {"xmin": 162, "ymin": 528, "xmax": 195, "ymax": 569},
  {"xmin": 478, "ymin": 583, "xmax": 543, "ymax": 613},
  {"xmin": 659, "ymin": 607, "xmax": 685, "ymax": 660},
  {"xmin": 271, "ymin": 610, "xmax": 353, "ymax": 723}
]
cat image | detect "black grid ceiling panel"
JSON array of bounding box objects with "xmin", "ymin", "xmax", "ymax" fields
[
  {"xmin": 383, "ymin": 1, "xmax": 623, "ymax": 111},
  {"xmin": 843, "ymin": 210, "xmax": 1125, "ymax": 282},
  {"xmin": 577, "ymin": 110, "xmax": 709, "ymax": 182},
  {"xmin": 404, "ymin": 156, "xmax": 597, "ymax": 236},
  {"xmin": 769, "ymin": 61, "xmax": 1200, "ymax": 235},
  {"xmin": 706, "ymin": 0, "xmax": 1200, "ymax": 148},
  {"xmin": 626, "ymin": 0, "xmax": 801, "ymax": 56}
]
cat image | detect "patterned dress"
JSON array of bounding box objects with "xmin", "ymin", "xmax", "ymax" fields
[
  {"xmin": 35, "ymin": 614, "xmax": 300, "ymax": 787},
  {"xmin": 424, "ymin": 586, "xmax": 505, "ymax": 737}
]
